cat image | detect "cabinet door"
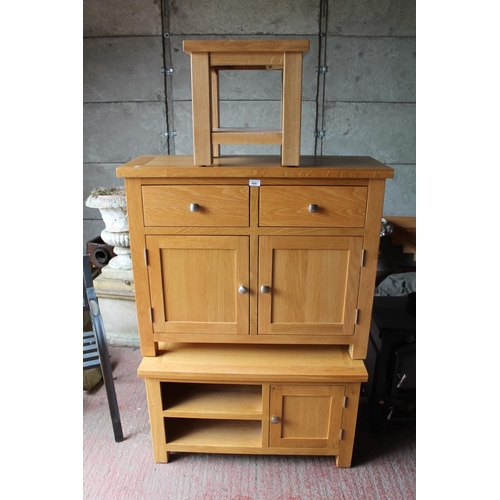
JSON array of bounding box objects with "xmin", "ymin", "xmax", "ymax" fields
[
  {"xmin": 269, "ymin": 385, "xmax": 345, "ymax": 448},
  {"xmin": 258, "ymin": 236, "xmax": 363, "ymax": 336},
  {"xmin": 146, "ymin": 235, "xmax": 249, "ymax": 335}
]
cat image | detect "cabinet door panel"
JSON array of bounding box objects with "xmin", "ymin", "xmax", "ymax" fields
[
  {"xmin": 147, "ymin": 235, "xmax": 249, "ymax": 335},
  {"xmin": 258, "ymin": 236, "xmax": 362, "ymax": 336},
  {"xmin": 269, "ymin": 385, "xmax": 345, "ymax": 448}
]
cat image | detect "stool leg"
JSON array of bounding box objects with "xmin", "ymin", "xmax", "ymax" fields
[
  {"xmin": 190, "ymin": 52, "xmax": 212, "ymax": 165},
  {"xmin": 211, "ymin": 68, "xmax": 220, "ymax": 158},
  {"xmin": 281, "ymin": 51, "xmax": 303, "ymax": 166}
]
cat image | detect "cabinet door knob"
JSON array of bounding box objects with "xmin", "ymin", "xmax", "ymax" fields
[
  {"xmin": 309, "ymin": 203, "xmax": 319, "ymax": 213},
  {"xmin": 260, "ymin": 285, "xmax": 270, "ymax": 294},
  {"xmin": 271, "ymin": 416, "xmax": 280, "ymax": 424},
  {"xmin": 190, "ymin": 203, "xmax": 200, "ymax": 212},
  {"xmin": 238, "ymin": 286, "xmax": 248, "ymax": 294}
]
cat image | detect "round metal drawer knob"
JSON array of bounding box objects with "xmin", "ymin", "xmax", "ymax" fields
[
  {"xmin": 309, "ymin": 204, "xmax": 319, "ymax": 213},
  {"xmin": 238, "ymin": 286, "xmax": 248, "ymax": 294},
  {"xmin": 190, "ymin": 203, "xmax": 200, "ymax": 212},
  {"xmin": 271, "ymin": 416, "xmax": 280, "ymax": 424},
  {"xmin": 260, "ymin": 285, "xmax": 270, "ymax": 294}
]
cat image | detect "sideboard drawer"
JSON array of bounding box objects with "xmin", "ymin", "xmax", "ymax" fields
[
  {"xmin": 259, "ymin": 186, "xmax": 368, "ymax": 227},
  {"xmin": 142, "ymin": 186, "xmax": 250, "ymax": 226}
]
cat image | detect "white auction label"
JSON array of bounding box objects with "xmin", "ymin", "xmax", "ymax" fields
[{"xmin": 249, "ymin": 179, "xmax": 261, "ymax": 186}]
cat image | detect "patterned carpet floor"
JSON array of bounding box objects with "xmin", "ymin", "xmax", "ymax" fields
[{"xmin": 83, "ymin": 346, "xmax": 416, "ymax": 500}]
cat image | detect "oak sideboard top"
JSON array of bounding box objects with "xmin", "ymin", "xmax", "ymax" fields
[{"xmin": 116, "ymin": 155, "xmax": 394, "ymax": 180}]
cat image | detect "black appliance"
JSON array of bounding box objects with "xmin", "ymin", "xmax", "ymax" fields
[{"xmin": 363, "ymin": 293, "xmax": 416, "ymax": 433}]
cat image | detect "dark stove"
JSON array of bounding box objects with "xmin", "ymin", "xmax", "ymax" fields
[{"xmin": 363, "ymin": 293, "xmax": 416, "ymax": 433}]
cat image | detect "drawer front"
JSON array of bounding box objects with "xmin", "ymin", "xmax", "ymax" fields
[
  {"xmin": 259, "ymin": 186, "xmax": 367, "ymax": 227},
  {"xmin": 142, "ymin": 186, "xmax": 249, "ymax": 226}
]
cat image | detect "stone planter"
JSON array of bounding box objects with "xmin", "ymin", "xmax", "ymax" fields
[
  {"xmin": 85, "ymin": 187, "xmax": 139, "ymax": 347},
  {"xmin": 85, "ymin": 187, "xmax": 132, "ymax": 272}
]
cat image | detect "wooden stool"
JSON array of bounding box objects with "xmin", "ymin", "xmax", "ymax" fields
[{"xmin": 183, "ymin": 40, "xmax": 310, "ymax": 166}]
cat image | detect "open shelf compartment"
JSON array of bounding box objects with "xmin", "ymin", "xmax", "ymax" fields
[
  {"xmin": 161, "ymin": 382, "xmax": 263, "ymax": 420},
  {"xmin": 165, "ymin": 419, "xmax": 262, "ymax": 449}
]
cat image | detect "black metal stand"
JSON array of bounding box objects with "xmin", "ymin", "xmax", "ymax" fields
[{"xmin": 83, "ymin": 255, "xmax": 124, "ymax": 442}]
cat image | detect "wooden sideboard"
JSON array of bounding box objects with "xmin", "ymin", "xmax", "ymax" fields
[{"xmin": 116, "ymin": 154, "xmax": 393, "ymax": 466}]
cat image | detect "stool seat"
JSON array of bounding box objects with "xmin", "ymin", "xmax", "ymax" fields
[{"xmin": 183, "ymin": 40, "xmax": 310, "ymax": 166}]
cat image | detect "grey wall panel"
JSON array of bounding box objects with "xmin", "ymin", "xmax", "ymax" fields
[
  {"xmin": 326, "ymin": 37, "xmax": 416, "ymax": 102},
  {"xmin": 328, "ymin": 0, "xmax": 416, "ymax": 36},
  {"xmin": 169, "ymin": 0, "xmax": 320, "ymax": 35},
  {"xmin": 171, "ymin": 100, "xmax": 193, "ymax": 155},
  {"xmin": 169, "ymin": 36, "xmax": 193, "ymax": 101},
  {"xmin": 300, "ymin": 101, "xmax": 317, "ymax": 156},
  {"xmin": 83, "ymin": 102, "xmax": 168, "ymax": 163},
  {"xmin": 322, "ymin": 102, "xmax": 415, "ymax": 164},
  {"xmin": 169, "ymin": 35, "xmax": 318, "ymax": 102},
  {"xmin": 84, "ymin": 37, "xmax": 165, "ymax": 102},
  {"xmin": 220, "ymin": 100, "xmax": 282, "ymax": 128},
  {"xmin": 382, "ymin": 164, "xmax": 416, "ymax": 217},
  {"xmin": 83, "ymin": 0, "xmax": 162, "ymax": 36},
  {"xmin": 83, "ymin": 164, "xmax": 124, "ymax": 219},
  {"xmin": 219, "ymin": 69, "xmax": 283, "ymax": 101}
]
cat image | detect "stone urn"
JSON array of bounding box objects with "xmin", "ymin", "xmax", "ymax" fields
[{"xmin": 85, "ymin": 187, "xmax": 132, "ymax": 276}]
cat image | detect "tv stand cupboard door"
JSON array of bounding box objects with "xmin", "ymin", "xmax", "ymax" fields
[
  {"xmin": 146, "ymin": 235, "xmax": 250, "ymax": 336},
  {"xmin": 269, "ymin": 385, "xmax": 345, "ymax": 449}
]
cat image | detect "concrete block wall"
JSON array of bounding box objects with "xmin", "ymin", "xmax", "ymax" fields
[{"xmin": 83, "ymin": 0, "xmax": 416, "ymax": 249}]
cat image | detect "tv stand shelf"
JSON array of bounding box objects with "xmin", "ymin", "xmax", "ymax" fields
[
  {"xmin": 161, "ymin": 383, "xmax": 263, "ymax": 419},
  {"xmin": 138, "ymin": 342, "xmax": 367, "ymax": 467}
]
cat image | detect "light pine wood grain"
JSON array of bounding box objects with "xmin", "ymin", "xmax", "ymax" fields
[
  {"xmin": 142, "ymin": 185, "xmax": 249, "ymax": 227},
  {"xmin": 281, "ymin": 51, "xmax": 303, "ymax": 166},
  {"xmin": 120, "ymin": 155, "xmax": 391, "ymax": 356},
  {"xmin": 116, "ymin": 155, "xmax": 394, "ymax": 178},
  {"xmin": 183, "ymin": 40, "xmax": 309, "ymax": 166},
  {"xmin": 190, "ymin": 52, "xmax": 212, "ymax": 165},
  {"xmin": 212, "ymin": 129, "xmax": 282, "ymax": 145},
  {"xmin": 258, "ymin": 236, "xmax": 362, "ymax": 336},
  {"xmin": 139, "ymin": 344, "xmax": 364, "ymax": 466},
  {"xmin": 146, "ymin": 235, "xmax": 249, "ymax": 335},
  {"xmin": 269, "ymin": 385, "xmax": 345, "ymax": 449},
  {"xmin": 259, "ymin": 186, "xmax": 368, "ymax": 227},
  {"xmin": 162, "ymin": 383, "xmax": 262, "ymax": 419},
  {"xmin": 138, "ymin": 343, "xmax": 367, "ymax": 383},
  {"xmin": 184, "ymin": 40, "xmax": 310, "ymax": 53}
]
